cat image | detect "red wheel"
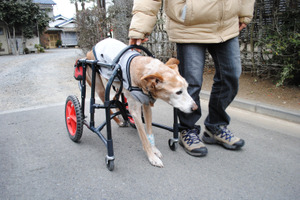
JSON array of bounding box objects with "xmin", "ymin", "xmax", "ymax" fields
[
  {"xmin": 65, "ymin": 95, "xmax": 83, "ymax": 142},
  {"xmin": 124, "ymin": 96, "xmax": 136, "ymax": 128},
  {"xmin": 128, "ymin": 116, "xmax": 136, "ymax": 128}
]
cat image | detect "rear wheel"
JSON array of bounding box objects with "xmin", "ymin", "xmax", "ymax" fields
[{"xmin": 65, "ymin": 95, "xmax": 83, "ymax": 142}]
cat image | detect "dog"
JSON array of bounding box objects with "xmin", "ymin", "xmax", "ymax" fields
[{"xmin": 84, "ymin": 38, "xmax": 197, "ymax": 167}]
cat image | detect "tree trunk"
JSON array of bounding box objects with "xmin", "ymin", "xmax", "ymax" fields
[
  {"xmin": 81, "ymin": 1, "xmax": 85, "ymax": 10},
  {"xmin": 96, "ymin": 0, "xmax": 105, "ymax": 9},
  {"xmin": 12, "ymin": 26, "xmax": 19, "ymax": 55},
  {"xmin": 75, "ymin": 1, "xmax": 78, "ymax": 13}
]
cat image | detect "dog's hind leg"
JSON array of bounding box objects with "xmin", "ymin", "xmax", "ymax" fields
[
  {"xmin": 86, "ymin": 67, "xmax": 125, "ymax": 127},
  {"xmin": 143, "ymin": 104, "xmax": 162, "ymax": 159}
]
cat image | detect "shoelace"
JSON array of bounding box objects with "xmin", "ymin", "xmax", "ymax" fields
[
  {"xmin": 219, "ymin": 126, "xmax": 234, "ymax": 142},
  {"xmin": 183, "ymin": 129, "xmax": 200, "ymax": 145}
]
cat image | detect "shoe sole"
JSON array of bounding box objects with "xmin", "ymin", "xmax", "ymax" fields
[
  {"xmin": 179, "ymin": 140, "xmax": 208, "ymax": 157},
  {"xmin": 202, "ymin": 131, "xmax": 245, "ymax": 150}
]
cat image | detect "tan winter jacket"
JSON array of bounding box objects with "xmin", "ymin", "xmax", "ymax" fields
[{"xmin": 129, "ymin": 0, "xmax": 255, "ymax": 43}]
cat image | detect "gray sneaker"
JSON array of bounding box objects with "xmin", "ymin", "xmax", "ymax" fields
[
  {"xmin": 179, "ymin": 129, "xmax": 208, "ymax": 157},
  {"xmin": 202, "ymin": 126, "xmax": 245, "ymax": 150}
]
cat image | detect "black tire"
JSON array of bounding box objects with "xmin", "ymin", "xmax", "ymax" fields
[
  {"xmin": 168, "ymin": 139, "xmax": 178, "ymax": 151},
  {"xmin": 65, "ymin": 95, "xmax": 83, "ymax": 142},
  {"xmin": 105, "ymin": 157, "xmax": 114, "ymax": 171}
]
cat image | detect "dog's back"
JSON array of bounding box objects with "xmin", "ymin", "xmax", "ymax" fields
[{"xmin": 93, "ymin": 38, "xmax": 126, "ymax": 64}]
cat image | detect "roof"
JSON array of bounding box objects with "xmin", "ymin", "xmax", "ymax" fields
[
  {"xmin": 32, "ymin": 0, "xmax": 56, "ymax": 5},
  {"xmin": 55, "ymin": 18, "xmax": 76, "ymax": 28},
  {"xmin": 46, "ymin": 27, "xmax": 62, "ymax": 32},
  {"xmin": 53, "ymin": 15, "xmax": 69, "ymax": 21},
  {"xmin": 47, "ymin": 15, "xmax": 76, "ymax": 32}
]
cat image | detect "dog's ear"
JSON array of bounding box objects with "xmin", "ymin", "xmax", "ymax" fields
[
  {"xmin": 166, "ymin": 58, "xmax": 179, "ymax": 73},
  {"xmin": 140, "ymin": 73, "xmax": 164, "ymax": 94},
  {"xmin": 166, "ymin": 58, "xmax": 180, "ymax": 65}
]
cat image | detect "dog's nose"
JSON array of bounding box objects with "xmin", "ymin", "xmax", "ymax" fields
[{"xmin": 192, "ymin": 103, "xmax": 198, "ymax": 111}]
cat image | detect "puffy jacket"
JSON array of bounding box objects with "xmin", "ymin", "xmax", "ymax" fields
[{"xmin": 129, "ymin": 0, "xmax": 255, "ymax": 43}]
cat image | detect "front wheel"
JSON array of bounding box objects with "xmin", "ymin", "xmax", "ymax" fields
[
  {"xmin": 105, "ymin": 157, "xmax": 115, "ymax": 171},
  {"xmin": 168, "ymin": 139, "xmax": 178, "ymax": 151},
  {"xmin": 65, "ymin": 95, "xmax": 83, "ymax": 142}
]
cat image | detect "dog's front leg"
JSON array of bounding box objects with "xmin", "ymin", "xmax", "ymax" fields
[
  {"xmin": 126, "ymin": 97, "xmax": 163, "ymax": 167},
  {"xmin": 143, "ymin": 104, "xmax": 163, "ymax": 159}
]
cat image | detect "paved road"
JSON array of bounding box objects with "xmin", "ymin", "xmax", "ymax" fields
[{"xmin": 0, "ymin": 49, "xmax": 299, "ymax": 199}]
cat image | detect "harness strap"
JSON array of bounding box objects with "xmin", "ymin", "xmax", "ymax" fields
[
  {"xmin": 125, "ymin": 54, "xmax": 156, "ymax": 104},
  {"xmin": 92, "ymin": 46, "xmax": 98, "ymax": 60},
  {"xmin": 126, "ymin": 54, "xmax": 140, "ymax": 92}
]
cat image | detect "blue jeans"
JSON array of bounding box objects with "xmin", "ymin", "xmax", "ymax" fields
[{"xmin": 176, "ymin": 37, "xmax": 242, "ymax": 130}]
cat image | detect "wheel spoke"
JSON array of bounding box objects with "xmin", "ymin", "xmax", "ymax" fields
[
  {"xmin": 69, "ymin": 114, "xmax": 77, "ymax": 123},
  {"xmin": 66, "ymin": 102, "xmax": 73, "ymax": 116}
]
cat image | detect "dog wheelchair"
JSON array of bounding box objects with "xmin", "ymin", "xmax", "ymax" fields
[{"xmin": 65, "ymin": 45, "xmax": 181, "ymax": 171}]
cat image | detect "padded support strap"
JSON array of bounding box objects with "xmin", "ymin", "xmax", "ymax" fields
[{"xmin": 147, "ymin": 134, "xmax": 155, "ymax": 146}]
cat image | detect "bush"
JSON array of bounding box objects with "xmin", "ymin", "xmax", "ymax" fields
[
  {"xmin": 258, "ymin": 9, "xmax": 300, "ymax": 86},
  {"xmin": 34, "ymin": 44, "xmax": 45, "ymax": 53},
  {"xmin": 24, "ymin": 47, "xmax": 29, "ymax": 54},
  {"xmin": 261, "ymin": 32, "xmax": 300, "ymax": 86},
  {"xmin": 56, "ymin": 39, "xmax": 62, "ymax": 47}
]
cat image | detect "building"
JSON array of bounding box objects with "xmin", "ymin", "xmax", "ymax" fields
[
  {"xmin": 33, "ymin": 0, "xmax": 56, "ymax": 18},
  {"xmin": 36, "ymin": 0, "xmax": 78, "ymax": 49},
  {"xmin": 0, "ymin": 22, "xmax": 9, "ymax": 55},
  {"xmin": 0, "ymin": 0, "xmax": 78, "ymax": 55},
  {"xmin": 42, "ymin": 15, "xmax": 78, "ymax": 49},
  {"xmin": 26, "ymin": 0, "xmax": 58, "ymax": 52}
]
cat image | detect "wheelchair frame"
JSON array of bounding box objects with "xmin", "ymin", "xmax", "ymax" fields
[{"xmin": 65, "ymin": 45, "xmax": 180, "ymax": 171}]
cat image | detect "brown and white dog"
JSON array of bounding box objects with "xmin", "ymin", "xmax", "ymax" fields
[{"xmin": 85, "ymin": 38, "xmax": 197, "ymax": 167}]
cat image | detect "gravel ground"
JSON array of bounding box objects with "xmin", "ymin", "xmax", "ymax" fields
[{"xmin": 0, "ymin": 48, "xmax": 84, "ymax": 112}]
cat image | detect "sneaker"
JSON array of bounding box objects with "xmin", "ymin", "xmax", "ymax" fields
[
  {"xmin": 179, "ymin": 129, "xmax": 208, "ymax": 157},
  {"xmin": 202, "ymin": 126, "xmax": 245, "ymax": 150}
]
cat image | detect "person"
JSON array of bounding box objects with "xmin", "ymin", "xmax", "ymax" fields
[{"xmin": 128, "ymin": 0, "xmax": 255, "ymax": 156}]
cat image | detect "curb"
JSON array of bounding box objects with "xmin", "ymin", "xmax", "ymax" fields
[{"xmin": 200, "ymin": 91, "xmax": 300, "ymax": 124}]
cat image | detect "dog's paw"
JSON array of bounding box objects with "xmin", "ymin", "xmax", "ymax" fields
[
  {"xmin": 152, "ymin": 146, "xmax": 163, "ymax": 158},
  {"xmin": 118, "ymin": 121, "xmax": 128, "ymax": 127},
  {"xmin": 148, "ymin": 153, "xmax": 164, "ymax": 168},
  {"xmin": 116, "ymin": 116, "xmax": 128, "ymax": 127}
]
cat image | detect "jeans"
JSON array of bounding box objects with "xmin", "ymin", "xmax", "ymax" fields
[{"xmin": 176, "ymin": 37, "xmax": 242, "ymax": 130}]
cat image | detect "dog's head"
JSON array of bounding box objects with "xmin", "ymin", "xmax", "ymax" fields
[{"xmin": 140, "ymin": 58, "xmax": 198, "ymax": 113}]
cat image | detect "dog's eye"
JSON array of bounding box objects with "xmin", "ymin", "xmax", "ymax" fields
[{"xmin": 176, "ymin": 90, "xmax": 182, "ymax": 95}]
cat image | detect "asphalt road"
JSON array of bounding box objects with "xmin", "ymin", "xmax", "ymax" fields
[{"xmin": 0, "ymin": 49, "xmax": 299, "ymax": 199}]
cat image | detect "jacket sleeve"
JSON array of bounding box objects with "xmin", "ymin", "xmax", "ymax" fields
[
  {"xmin": 129, "ymin": 0, "xmax": 162, "ymax": 39},
  {"xmin": 239, "ymin": 0, "xmax": 255, "ymax": 24}
]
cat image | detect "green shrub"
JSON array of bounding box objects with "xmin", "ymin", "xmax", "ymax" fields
[
  {"xmin": 24, "ymin": 47, "xmax": 29, "ymax": 54},
  {"xmin": 258, "ymin": 11, "xmax": 300, "ymax": 86},
  {"xmin": 56, "ymin": 39, "xmax": 62, "ymax": 47},
  {"xmin": 34, "ymin": 44, "xmax": 45, "ymax": 53}
]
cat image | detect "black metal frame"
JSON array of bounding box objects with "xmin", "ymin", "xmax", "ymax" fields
[{"xmin": 76, "ymin": 45, "xmax": 180, "ymax": 171}]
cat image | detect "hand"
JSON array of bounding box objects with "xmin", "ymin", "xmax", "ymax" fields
[
  {"xmin": 239, "ymin": 23, "xmax": 247, "ymax": 32},
  {"xmin": 129, "ymin": 38, "xmax": 149, "ymax": 46}
]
